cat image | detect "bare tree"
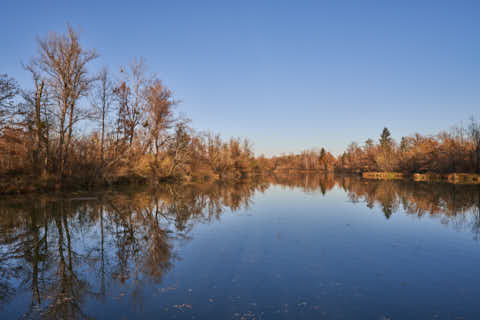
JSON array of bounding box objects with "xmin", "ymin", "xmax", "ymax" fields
[
  {"xmin": 114, "ymin": 58, "xmax": 150, "ymax": 148},
  {"xmin": 467, "ymin": 118, "xmax": 480, "ymax": 173},
  {"xmin": 29, "ymin": 25, "xmax": 98, "ymax": 183},
  {"xmin": 144, "ymin": 79, "xmax": 176, "ymax": 156},
  {"xmin": 91, "ymin": 68, "xmax": 113, "ymax": 163},
  {"xmin": 0, "ymin": 74, "xmax": 19, "ymax": 130},
  {"xmin": 205, "ymin": 132, "xmax": 231, "ymax": 179},
  {"xmin": 21, "ymin": 65, "xmax": 50, "ymax": 175},
  {"xmin": 167, "ymin": 121, "xmax": 193, "ymax": 176}
]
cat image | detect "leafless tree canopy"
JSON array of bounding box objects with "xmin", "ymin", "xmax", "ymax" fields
[{"xmin": 0, "ymin": 74, "xmax": 19, "ymax": 128}]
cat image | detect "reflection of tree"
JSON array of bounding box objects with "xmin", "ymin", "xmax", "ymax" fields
[
  {"xmin": 344, "ymin": 179, "xmax": 400, "ymax": 219},
  {"xmin": 264, "ymin": 173, "xmax": 480, "ymax": 229},
  {"xmin": 0, "ymin": 210, "xmax": 22, "ymax": 310},
  {"xmin": 22, "ymin": 204, "xmax": 47, "ymax": 317},
  {"xmin": 2, "ymin": 176, "xmax": 480, "ymax": 317},
  {"xmin": 0, "ymin": 180, "xmax": 264, "ymax": 317},
  {"xmin": 0, "ymin": 200, "xmax": 50, "ymax": 315},
  {"xmin": 471, "ymin": 194, "xmax": 480, "ymax": 241},
  {"xmin": 336, "ymin": 175, "xmax": 480, "ymax": 235},
  {"xmin": 41, "ymin": 202, "xmax": 90, "ymax": 319},
  {"xmin": 266, "ymin": 173, "xmax": 480, "ymax": 233},
  {"xmin": 270, "ymin": 172, "xmax": 336, "ymax": 194}
]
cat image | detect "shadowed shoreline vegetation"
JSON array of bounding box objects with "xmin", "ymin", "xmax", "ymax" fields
[{"xmin": 2, "ymin": 26, "xmax": 480, "ymax": 194}]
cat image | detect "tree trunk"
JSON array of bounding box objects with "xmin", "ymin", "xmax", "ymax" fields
[{"xmin": 33, "ymin": 81, "xmax": 44, "ymax": 175}]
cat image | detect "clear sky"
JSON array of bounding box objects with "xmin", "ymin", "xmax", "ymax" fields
[{"xmin": 2, "ymin": 0, "xmax": 479, "ymax": 156}]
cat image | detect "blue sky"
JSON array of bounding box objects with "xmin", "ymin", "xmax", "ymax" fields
[{"xmin": 2, "ymin": 0, "xmax": 479, "ymax": 155}]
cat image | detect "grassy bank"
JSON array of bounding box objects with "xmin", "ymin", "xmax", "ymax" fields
[
  {"xmin": 362, "ymin": 171, "xmax": 480, "ymax": 184},
  {"xmin": 362, "ymin": 172, "xmax": 405, "ymax": 180}
]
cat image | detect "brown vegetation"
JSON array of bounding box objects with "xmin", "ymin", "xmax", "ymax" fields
[
  {"xmin": 2, "ymin": 26, "xmax": 480, "ymax": 194},
  {"xmin": 362, "ymin": 172, "xmax": 405, "ymax": 180},
  {"xmin": 266, "ymin": 124, "xmax": 480, "ymax": 183},
  {"xmin": 267, "ymin": 148, "xmax": 337, "ymax": 173},
  {"xmin": 0, "ymin": 26, "xmax": 264, "ymax": 194},
  {"xmin": 337, "ymin": 125, "xmax": 480, "ymax": 177}
]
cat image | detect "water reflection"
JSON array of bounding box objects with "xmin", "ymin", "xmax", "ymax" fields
[
  {"xmin": 273, "ymin": 173, "xmax": 480, "ymax": 237},
  {"xmin": 0, "ymin": 182, "xmax": 266, "ymax": 318},
  {"xmin": 337, "ymin": 175, "xmax": 480, "ymax": 238},
  {"xmin": 1, "ymin": 175, "xmax": 480, "ymax": 318}
]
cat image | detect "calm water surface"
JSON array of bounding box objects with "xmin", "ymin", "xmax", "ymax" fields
[{"xmin": 1, "ymin": 175, "xmax": 480, "ymax": 319}]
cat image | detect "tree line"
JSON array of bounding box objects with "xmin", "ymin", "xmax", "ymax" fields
[
  {"xmin": 2, "ymin": 25, "xmax": 479, "ymax": 194},
  {"xmin": 0, "ymin": 26, "xmax": 263, "ymax": 193},
  {"xmin": 266, "ymin": 123, "xmax": 480, "ymax": 177},
  {"xmin": 336, "ymin": 124, "xmax": 480, "ymax": 174}
]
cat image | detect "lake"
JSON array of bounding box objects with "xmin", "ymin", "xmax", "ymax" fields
[{"xmin": 1, "ymin": 174, "xmax": 480, "ymax": 319}]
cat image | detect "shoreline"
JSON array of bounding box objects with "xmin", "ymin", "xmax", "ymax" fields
[{"xmin": 361, "ymin": 171, "xmax": 480, "ymax": 184}]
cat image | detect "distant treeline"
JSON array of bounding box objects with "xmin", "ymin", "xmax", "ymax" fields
[
  {"xmin": 260, "ymin": 122, "xmax": 480, "ymax": 177},
  {"xmin": 336, "ymin": 125, "xmax": 480, "ymax": 175},
  {"xmin": 0, "ymin": 26, "xmax": 266, "ymax": 193}
]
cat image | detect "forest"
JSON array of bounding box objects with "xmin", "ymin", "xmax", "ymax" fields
[
  {"xmin": 271, "ymin": 124, "xmax": 480, "ymax": 178},
  {"xmin": 0, "ymin": 26, "xmax": 264, "ymax": 194},
  {"xmin": 1, "ymin": 26, "xmax": 480, "ymax": 194}
]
